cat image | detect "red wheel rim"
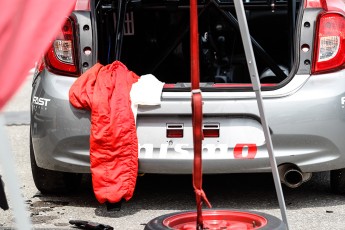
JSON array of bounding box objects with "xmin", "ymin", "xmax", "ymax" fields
[{"xmin": 163, "ymin": 210, "xmax": 268, "ymax": 230}]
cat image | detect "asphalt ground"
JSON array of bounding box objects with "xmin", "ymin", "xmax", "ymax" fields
[{"xmin": 1, "ymin": 73, "xmax": 345, "ymax": 229}]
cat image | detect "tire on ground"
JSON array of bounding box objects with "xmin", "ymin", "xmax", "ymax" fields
[
  {"xmin": 30, "ymin": 132, "xmax": 82, "ymax": 194},
  {"xmin": 331, "ymin": 168, "xmax": 345, "ymax": 194},
  {"xmin": 144, "ymin": 209, "xmax": 287, "ymax": 230}
]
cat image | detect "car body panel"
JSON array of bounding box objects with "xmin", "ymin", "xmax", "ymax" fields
[{"xmin": 31, "ymin": 67, "xmax": 345, "ymax": 174}]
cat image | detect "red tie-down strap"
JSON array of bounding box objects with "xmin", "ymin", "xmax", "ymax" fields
[
  {"xmin": 190, "ymin": 0, "xmax": 212, "ymax": 227},
  {"xmin": 192, "ymin": 90, "xmax": 212, "ymax": 229}
]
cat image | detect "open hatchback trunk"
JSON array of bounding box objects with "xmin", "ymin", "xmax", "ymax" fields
[{"xmin": 93, "ymin": 0, "xmax": 301, "ymax": 89}]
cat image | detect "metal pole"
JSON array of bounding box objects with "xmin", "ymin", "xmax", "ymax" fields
[
  {"xmin": 233, "ymin": 0, "xmax": 289, "ymax": 228},
  {"xmin": 0, "ymin": 114, "xmax": 32, "ymax": 230}
]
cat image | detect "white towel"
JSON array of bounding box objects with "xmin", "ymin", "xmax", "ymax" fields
[{"xmin": 130, "ymin": 74, "xmax": 164, "ymax": 123}]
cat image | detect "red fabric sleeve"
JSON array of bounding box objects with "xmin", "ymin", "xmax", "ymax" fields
[
  {"xmin": 90, "ymin": 61, "xmax": 140, "ymax": 203},
  {"xmin": 69, "ymin": 63, "xmax": 103, "ymax": 110},
  {"xmin": 69, "ymin": 61, "xmax": 140, "ymax": 204}
]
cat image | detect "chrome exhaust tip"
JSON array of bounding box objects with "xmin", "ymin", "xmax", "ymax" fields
[{"xmin": 278, "ymin": 164, "xmax": 312, "ymax": 188}]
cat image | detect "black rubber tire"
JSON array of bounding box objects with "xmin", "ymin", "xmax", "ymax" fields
[
  {"xmin": 144, "ymin": 209, "xmax": 287, "ymax": 230},
  {"xmin": 331, "ymin": 169, "xmax": 345, "ymax": 194},
  {"xmin": 30, "ymin": 132, "xmax": 82, "ymax": 194}
]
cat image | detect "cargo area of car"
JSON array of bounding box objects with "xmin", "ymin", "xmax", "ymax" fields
[{"xmin": 93, "ymin": 0, "xmax": 301, "ymax": 87}]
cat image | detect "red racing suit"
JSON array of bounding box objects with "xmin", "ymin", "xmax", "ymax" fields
[{"xmin": 69, "ymin": 61, "xmax": 139, "ymax": 204}]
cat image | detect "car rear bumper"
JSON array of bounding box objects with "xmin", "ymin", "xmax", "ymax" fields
[{"xmin": 31, "ymin": 69, "xmax": 345, "ymax": 174}]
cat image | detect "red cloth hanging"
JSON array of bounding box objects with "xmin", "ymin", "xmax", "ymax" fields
[{"xmin": 69, "ymin": 61, "xmax": 140, "ymax": 203}]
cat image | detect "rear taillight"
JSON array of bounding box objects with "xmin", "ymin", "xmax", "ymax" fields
[
  {"xmin": 45, "ymin": 17, "xmax": 78, "ymax": 76},
  {"xmin": 312, "ymin": 13, "xmax": 345, "ymax": 74}
]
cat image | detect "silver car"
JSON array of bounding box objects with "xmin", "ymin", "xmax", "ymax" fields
[{"xmin": 30, "ymin": 0, "xmax": 345, "ymax": 194}]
